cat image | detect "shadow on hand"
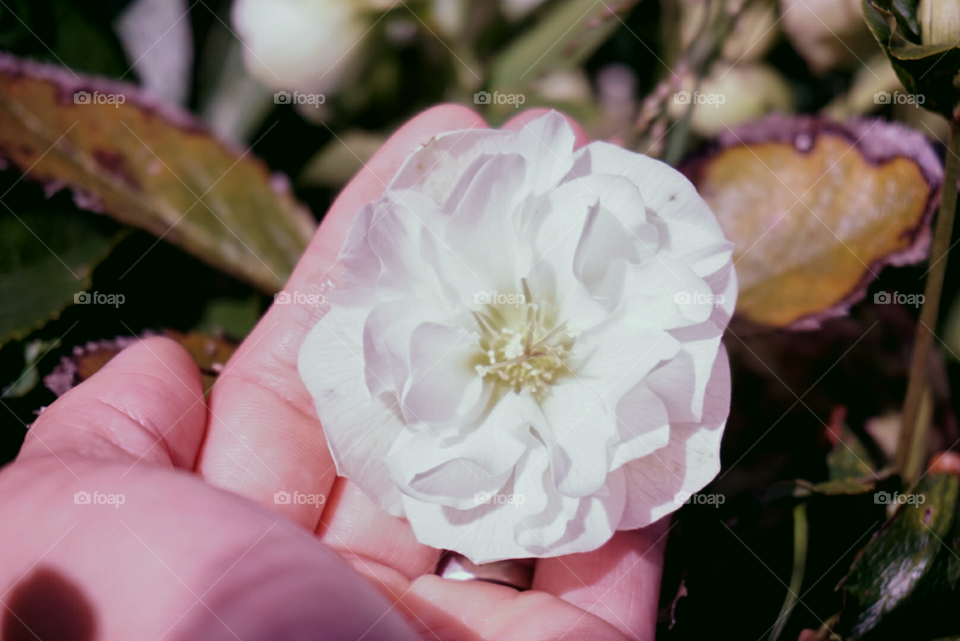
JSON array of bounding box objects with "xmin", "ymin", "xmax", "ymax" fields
[{"xmin": 3, "ymin": 567, "xmax": 95, "ymax": 641}]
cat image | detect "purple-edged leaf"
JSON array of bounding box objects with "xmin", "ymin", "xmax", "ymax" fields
[
  {"xmin": 683, "ymin": 115, "xmax": 942, "ymax": 330},
  {"xmin": 45, "ymin": 330, "xmax": 238, "ymax": 396},
  {"xmin": 0, "ymin": 53, "xmax": 316, "ymax": 293}
]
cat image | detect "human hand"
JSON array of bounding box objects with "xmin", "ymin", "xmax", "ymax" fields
[{"xmin": 1, "ymin": 105, "xmax": 669, "ymax": 641}]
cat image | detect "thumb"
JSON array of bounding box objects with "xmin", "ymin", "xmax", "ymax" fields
[{"xmin": 17, "ymin": 336, "xmax": 207, "ymax": 470}]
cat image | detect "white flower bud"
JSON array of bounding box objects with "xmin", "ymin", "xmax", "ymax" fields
[
  {"xmin": 231, "ymin": 0, "xmax": 368, "ymax": 95},
  {"xmin": 668, "ymin": 63, "xmax": 795, "ymax": 137},
  {"xmin": 781, "ymin": 0, "xmax": 875, "ymax": 74},
  {"xmin": 919, "ymin": 0, "xmax": 960, "ymax": 46}
]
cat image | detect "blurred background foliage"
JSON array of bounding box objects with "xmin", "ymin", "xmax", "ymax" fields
[{"xmin": 3, "ymin": 0, "xmax": 960, "ymax": 639}]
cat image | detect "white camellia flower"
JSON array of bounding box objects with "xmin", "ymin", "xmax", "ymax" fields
[{"xmin": 299, "ymin": 112, "xmax": 737, "ymax": 563}]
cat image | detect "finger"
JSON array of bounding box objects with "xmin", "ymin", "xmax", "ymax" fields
[
  {"xmin": 531, "ymin": 518, "xmax": 672, "ymax": 641},
  {"xmin": 198, "ymin": 104, "xmax": 487, "ymax": 532},
  {"xmin": 17, "ymin": 336, "xmax": 206, "ymax": 470},
  {"xmin": 0, "ymin": 455, "xmax": 422, "ymax": 641},
  {"xmin": 501, "ymin": 107, "xmax": 590, "ymax": 149},
  {"xmin": 397, "ymin": 576, "xmax": 627, "ymax": 641},
  {"xmin": 318, "ymin": 480, "xmax": 440, "ymax": 580}
]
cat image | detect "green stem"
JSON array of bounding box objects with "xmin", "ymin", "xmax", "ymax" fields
[
  {"xmin": 660, "ymin": 0, "xmax": 767, "ymax": 165},
  {"xmin": 664, "ymin": 81, "xmax": 699, "ymax": 167},
  {"xmin": 895, "ymin": 113, "xmax": 960, "ymax": 481},
  {"xmin": 769, "ymin": 502, "xmax": 808, "ymax": 641}
]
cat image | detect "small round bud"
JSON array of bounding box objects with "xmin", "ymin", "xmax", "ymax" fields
[{"xmin": 919, "ymin": 0, "xmax": 960, "ymax": 46}]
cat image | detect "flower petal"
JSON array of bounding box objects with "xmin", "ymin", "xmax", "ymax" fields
[
  {"xmin": 610, "ymin": 382, "xmax": 671, "ymax": 470},
  {"xmin": 385, "ymin": 391, "xmax": 538, "ymax": 508},
  {"xmin": 391, "ymin": 128, "xmax": 517, "ymax": 205},
  {"xmin": 402, "ymin": 443, "xmax": 626, "ymax": 563},
  {"xmin": 571, "ymin": 140, "xmax": 720, "ymax": 233},
  {"xmin": 362, "ymin": 298, "xmax": 446, "ymax": 399},
  {"xmin": 539, "ymin": 381, "xmax": 617, "ymax": 498},
  {"xmin": 617, "ymin": 344, "xmax": 731, "ymax": 529},
  {"xmin": 517, "ymin": 457, "xmax": 626, "ymax": 557},
  {"xmin": 402, "ymin": 321, "xmax": 483, "ymax": 424},
  {"xmin": 572, "ymin": 308, "xmax": 682, "ymax": 403},
  {"xmin": 620, "ymin": 257, "xmax": 718, "ymax": 328},
  {"xmin": 299, "ymin": 304, "xmax": 408, "ymax": 516},
  {"xmin": 656, "ymin": 321, "xmax": 725, "ymax": 424},
  {"xmin": 518, "ymin": 110, "xmax": 577, "ymax": 195},
  {"xmin": 443, "ymin": 152, "xmax": 531, "ymax": 292}
]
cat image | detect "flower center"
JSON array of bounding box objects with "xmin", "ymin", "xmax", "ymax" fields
[{"xmin": 472, "ymin": 288, "xmax": 578, "ymax": 402}]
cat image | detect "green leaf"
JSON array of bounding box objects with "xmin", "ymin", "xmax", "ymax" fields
[
  {"xmin": 0, "ymin": 209, "xmax": 120, "ymax": 346},
  {"xmin": 840, "ymin": 473, "xmax": 960, "ymax": 639},
  {"xmin": 827, "ymin": 429, "xmax": 877, "ymax": 482},
  {"xmin": 765, "ymin": 478, "xmax": 881, "ymax": 503},
  {"xmin": 862, "ymin": 0, "xmax": 960, "ymax": 118},
  {"xmin": 299, "ymin": 131, "xmax": 386, "ymax": 188},
  {"xmin": 487, "ymin": 0, "xmax": 639, "ymax": 113},
  {"xmin": 194, "ymin": 295, "xmax": 262, "ymax": 341},
  {"xmin": 1, "ymin": 337, "xmax": 61, "ymax": 398},
  {"xmin": 0, "ymin": 53, "xmax": 316, "ymax": 293},
  {"xmin": 814, "ymin": 478, "xmax": 882, "ymax": 496},
  {"xmin": 0, "ymin": 0, "xmax": 35, "ymax": 50},
  {"xmin": 0, "ymin": 0, "xmax": 130, "ymax": 77},
  {"xmin": 50, "ymin": 0, "xmax": 129, "ymax": 77}
]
